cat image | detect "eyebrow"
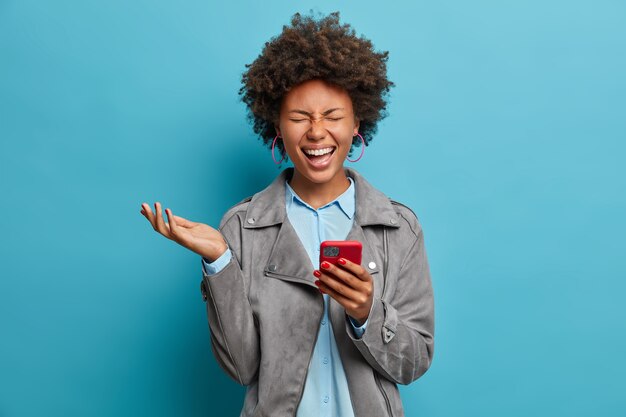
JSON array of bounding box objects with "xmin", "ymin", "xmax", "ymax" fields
[{"xmin": 288, "ymin": 108, "xmax": 345, "ymax": 116}]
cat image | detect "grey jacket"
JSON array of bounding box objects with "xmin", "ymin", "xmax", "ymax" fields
[{"xmin": 200, "ymin": 167, "xmax": 435, "ymax": 417}]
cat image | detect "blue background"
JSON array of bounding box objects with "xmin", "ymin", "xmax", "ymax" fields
[{"xmin": 1, "ymin": 1, "xmax": 625, "ymax": 416}]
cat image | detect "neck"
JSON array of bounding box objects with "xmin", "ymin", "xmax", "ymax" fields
[{"xmin": 288, "ymin": 168, "xmax": 351, "ymax": 210}]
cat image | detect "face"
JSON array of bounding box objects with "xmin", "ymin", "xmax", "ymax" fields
[{"xmin": 276, "ymin": 78, "xmax": 360, "ymax": 186}]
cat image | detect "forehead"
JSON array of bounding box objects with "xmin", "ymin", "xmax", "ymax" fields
[{"xmin": 281, "ymin": 79, "xmax": 353, "ymax": 111}]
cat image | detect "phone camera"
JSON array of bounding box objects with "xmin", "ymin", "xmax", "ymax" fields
[{"xmin": 323, "ymin": 246, "xmax": 340, "ymax": 257}]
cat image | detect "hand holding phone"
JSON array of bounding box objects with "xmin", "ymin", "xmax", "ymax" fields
[{"xmin": 317, "ymin": 240, "xmax": 372, "ymax": 326}]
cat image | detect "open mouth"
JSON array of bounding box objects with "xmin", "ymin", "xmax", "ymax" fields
[{"xmin": 302, "ymin": 147, "xmax": 336, "ymax": 164}]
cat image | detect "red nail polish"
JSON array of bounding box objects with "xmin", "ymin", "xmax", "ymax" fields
[
  {"xmin": 321, "ymin": 261, "xmax": 330, "ymax": 269},
  {"xmin": 338, "ymin": 258, "xmax": 346, "ymax": 265},
  {"xmin": 313, "ymin": 270, "xmax": 321, "ymax": 278},
  {"xmin": 314, "ymin": 280, "xmax": 321, "ymax": 286}
]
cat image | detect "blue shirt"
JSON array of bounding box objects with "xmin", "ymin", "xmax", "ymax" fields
[{"xmin": 202, "ymin": 176, "xmax": 368, "ymax": 416}]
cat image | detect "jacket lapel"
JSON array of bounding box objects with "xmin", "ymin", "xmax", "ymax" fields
[{"xmin": 263, "ymin": 216, "xmax": 318, "ymax": 287}]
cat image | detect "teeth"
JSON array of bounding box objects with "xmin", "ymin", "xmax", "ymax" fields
[{"xmin": 303, "ymin": 147, "xmax": 334, "ymax": 156}]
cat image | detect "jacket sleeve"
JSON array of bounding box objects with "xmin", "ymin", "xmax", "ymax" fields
[
  {"xmin": 200, "ymin": 211, "xmax": 260, "ymax": 385},
  {"xmin": 345, "ymin": 226, "xmax": 435, "ymax": 385},
  {"xmin": 201, "ymin": 248, "xmax": 232, "ymax": 275}
]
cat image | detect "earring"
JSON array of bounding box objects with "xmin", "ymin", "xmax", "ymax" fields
[
  {"xmin": 346, "ymin": 133, "xmax": 366, "ymax": 163},
  {"xmin": 271, "ymin": 134, "xmax": 285, "ymax": 165}
]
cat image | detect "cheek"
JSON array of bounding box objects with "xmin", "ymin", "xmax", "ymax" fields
[
  {"xmin": 331, "ymin": 126, "xmax": 356, "ymax": 147},
  {"xmin": 281, "ymin": 124, "xmax": 306, "ymax": 141},
  {"xmin": 282, "ymin": 140, "xmax": 297, "ymax": 155},
  {"xmin": 281, "ymin": 138, "xmax": 301, "ymax": 158}
]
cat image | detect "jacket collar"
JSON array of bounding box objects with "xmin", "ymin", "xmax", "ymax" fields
[{"xmin": 243, "ymin": 167, "xmax": 400, "ymax": 229}]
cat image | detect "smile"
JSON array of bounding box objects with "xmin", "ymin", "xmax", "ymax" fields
[
  {"xmin": 303, "ymin": 147, "xmax": 335, "ymax": 156},
  {"xmin": 301, "ymin": 146, "xmax": 336, "ymax": 168}
]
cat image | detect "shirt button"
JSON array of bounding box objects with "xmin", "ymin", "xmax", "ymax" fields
[
  {"xmin": 323, "ymin": 395, "xmax": 329, "ymax": 403},
  {"xmin": 247, "ymin": 218, "xmax": 255, "ymax": 224},
  {"xmin": 368, "ymin": 261, "xmax": 377, "ymax": 270},
  {"xmin": 323, "ymin": 357, "xmax": 329, "ymax": 364},
  {"xmin": 321, "ymin": 319, "xmax": 326, "ymax": 325}
]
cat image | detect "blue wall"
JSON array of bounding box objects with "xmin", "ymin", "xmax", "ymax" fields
[{"xmin": 1, "ymin": 1, "xmax": 625, "ymax": 416}]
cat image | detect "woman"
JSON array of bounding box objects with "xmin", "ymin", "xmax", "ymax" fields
[{"xmin": 140, "ymin": 11, "xmax": 434, "ymax": 417}]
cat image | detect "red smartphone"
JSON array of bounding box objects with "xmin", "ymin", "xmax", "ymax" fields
[{"xmin": 320, "ymin": 240, "xmax": 362, "ymax": 268}]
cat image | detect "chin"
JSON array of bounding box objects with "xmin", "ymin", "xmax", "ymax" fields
[{"xmin": 294, "ymin": 161, "xmax": 344, "ymax": 185}]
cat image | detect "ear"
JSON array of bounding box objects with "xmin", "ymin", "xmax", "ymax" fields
[
  {"xmin": 353, "ymin": 118, "xmax": 360, "ymax": 136},
  {"xmin": 274, "ymin": 125, "xmax": 282, "ymax": 137}
]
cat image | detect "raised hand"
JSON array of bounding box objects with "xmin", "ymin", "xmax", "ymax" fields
[{"xmin": 140, "ymin": 202, "xmax": 228, "ymax": 262}]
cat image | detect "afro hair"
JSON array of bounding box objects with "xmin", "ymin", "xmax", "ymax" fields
[{"xmin": 239, "ymin": 10, "xmax": 395, "ymax": 159}]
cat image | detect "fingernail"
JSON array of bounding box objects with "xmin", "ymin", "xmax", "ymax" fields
[
  {"xmin": 321, "ymin": 261, "xmax": 330, "ymax": 269},
  {"xmin": 313, "ymin": 270, "xmax": 321, "ymax": 278},
  {"xmin": 314, "ymin": 280, "xmax": 321, "ymax": 286},
  {"xmin": 338, "ymin": 258, "xmax": 346, "ymax": 265}
]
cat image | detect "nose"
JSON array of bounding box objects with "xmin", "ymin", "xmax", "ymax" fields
[{"xmin": 306, "ymin": 117, "xmax": 326, "ymax": 141}]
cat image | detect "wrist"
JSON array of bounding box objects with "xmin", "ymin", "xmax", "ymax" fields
[
  {"xmin": 203, "ymin": 242, "xmax": 228, "ymax": 263},
  {"xmin": 349, "ymin": 314, "xmax": 367, "ymax": 327}
]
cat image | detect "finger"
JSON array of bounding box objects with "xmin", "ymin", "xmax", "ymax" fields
[
  {"xmin": 141, "ymin": 203, "xmax": 157, "ymax": 229},
  {"xmin": 165, "ymin": 208, "xmax": 178, "ymax": 236},
  {"xmin": 315, "ymin": 269, "xmax": 363, "ymax": 302},
  {"xmin": 334, "ymin": 257, "xmax": 371, "ymax": 282},
  {"xmin": 171, "ymin": 214, "xmax": 196, "ymax": 228},
  {"xmin": 315, "ymin": 278, "xmax": 358, "ymax": 311},
  {"xmin": 320, "ymin": 261, "xmax": 367, "ymax": 291},
  {"xmin": 154, "ymin": 202, "xmax": 171, "ymax": 237},
  {"xmin": 140, "ymin": 202, "xmax": 151, "ymax": 217}
]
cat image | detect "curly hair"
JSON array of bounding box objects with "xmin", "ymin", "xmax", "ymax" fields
[{"xmin": 238, "ymin": 10, "xmax": 395, "ymax": 159}]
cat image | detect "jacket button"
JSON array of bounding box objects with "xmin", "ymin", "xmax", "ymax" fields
[
  {"xmin": 368, "ymin": 261, "xmax": 376, "ymax": 270},
  {"xmin": 268, "ymin": 264, "xmax": 277, "ymax": 272},
  {"xmin": 247, "ymin": 218, "xmax": 255, "ymax": 224},
  {"xmin": 384, "ymin": 329, "xmax": 395, "ymax": 343}
]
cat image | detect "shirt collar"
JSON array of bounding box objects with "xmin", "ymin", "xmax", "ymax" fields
[{"xmin": 285, "ymin": 176, "xmax": 355, "ymax": 220}]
